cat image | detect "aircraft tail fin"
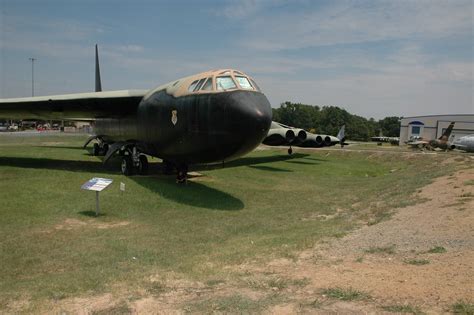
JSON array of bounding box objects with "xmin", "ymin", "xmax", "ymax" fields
[
  {"xmin": 439, "ymin": 122, "xmax": 455, "ymax": 140},
  {"xmin": 337, "ymin": 125, "xmax": 348, "ymax": 147},
  {"xmin": 337, "ymin": 125, "xmax": 345, "ymax": 142},
  {"xmin": 95, "ymin": 44, "xmax": 102, "ymax": 92}
]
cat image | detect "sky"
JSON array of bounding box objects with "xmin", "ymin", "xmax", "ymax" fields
[{"xmin": 0, "ymin": 0, "xmax": 472, "ymax": 119}]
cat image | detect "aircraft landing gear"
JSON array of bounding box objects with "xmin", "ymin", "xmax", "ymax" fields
[
  {"xmin": 92, "ymin": 143, "xmax": 101, "ymax": 156},
  {"xmin": 138, "ymin": 154, "xmax": 149, "ymax": 175},
  {"xmin": 160, "ymin": 160, "xmax": 187, "ymax": 184},
  {"xmin": 288, "ymin": 146, "xmax": 293, "ymax": 155},
  {"xmin": 91, "ymin": 138, "xmax": 109, "ymax": 156},
  {"xmin": 176, "ymin": 163, "xmax": 188, "ymax": 184},
  {"xmin": 121, "ymin": 155, "xmax": 133, "ymax": 176},
  {"xmin": 120, "ymin": 146, "xmax": 148, "ymax": 176}
]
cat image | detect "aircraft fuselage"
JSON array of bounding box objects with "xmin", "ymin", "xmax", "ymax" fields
[{"xmin": 95, "ymin": 89, "xmax": 272, "ymax": 164}]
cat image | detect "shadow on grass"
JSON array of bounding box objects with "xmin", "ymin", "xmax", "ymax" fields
[
  {"xmin": 132, "ymin": 176, "xmax": 244, "ymax": 211},
  {"xmin": 285, "ymin": 160, "xmax": 320, "ymax": 165},
  {"xmin": 78, "ymin": 211, "xmax": 106, "ymax": 217},
  {"xmin": 0, "ymin": 156, "xmax": 115, "ymax": 174},
  {"xmin": 0, "ymin": 156, "xmax": 244, "ymax": 211},
  {"xmin": 198, "ymin": 153, "xmax": 311, "ymax": 171},
  {"xmin": 0, "ymin": 151, "xmax": 317, "ymax": 210},
  {"xmin": 248, "ymin": 165, "xmax": 292, "ymax": 172},
  {"xmin": 34, "ymin": 146, "xmax": 87, "ymax": 150}
]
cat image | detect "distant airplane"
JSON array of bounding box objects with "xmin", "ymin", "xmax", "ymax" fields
[
  {"xmin": 451, "ymin": 134, "xmax": 474, "ymax": 152},
  {"xmin": 371, "ymin": 130, "xmax": 400, "ymax": 145},
  {"xmin": 263, "ymin": 122, "xmax": 346, "ymax": 154},
  {"xmin": 406, "ymin": 122, "xmax": 455, "ymax": 151},
  {"xmin": 0, "ymin": 45, "xmax": 272, "ymax": 183}
]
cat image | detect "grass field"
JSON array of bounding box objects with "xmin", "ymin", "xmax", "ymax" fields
[{"xmin": 0, "ymin": 133, "xmax": 464, "ymax": 311}]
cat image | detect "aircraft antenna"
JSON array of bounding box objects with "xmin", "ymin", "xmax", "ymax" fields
[{"xmin": 95, "ymin": 44, "xmax": 102, "ymax": 92}]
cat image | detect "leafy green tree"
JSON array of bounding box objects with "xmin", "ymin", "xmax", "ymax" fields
[{"xmin": 378, "ymin": 116, "xmax": 401, "ymax": 137}]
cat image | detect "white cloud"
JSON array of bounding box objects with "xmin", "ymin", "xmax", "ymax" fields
[
  {"xmin": 236, "ymin": 0, "xmax": 472, "ymax": 51},
  {"xmin": 213, "ymin": 0, "xmax": 262, "ymax": 19}
]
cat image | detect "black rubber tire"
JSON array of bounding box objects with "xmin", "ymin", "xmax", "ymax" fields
[
  {"xmin": 102, "ymin": 143, "xmax": 109, "ymax": 155},
  {"xmin": 92, "ymin": 143, "xmax": 100, "ymax": 156},
  {"xmin": 288, "ymin": 147, "xmax": 293, "ymax": 155},
  {"xmin": 121, "ymin": 156, "xmax": 134, "ymax": 176},
  {"xmin": 138, "ymin": 154, "xmax": 149, "ymax": 175}
]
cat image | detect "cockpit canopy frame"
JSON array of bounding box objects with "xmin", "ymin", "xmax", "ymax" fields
[{"xmin": 185, "ymin": 69, "xmax": 261, "ymax": 95}]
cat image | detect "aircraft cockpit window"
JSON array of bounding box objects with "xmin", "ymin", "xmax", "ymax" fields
[
  {"xmin": 216, "ymin": 76, "xmax": 237, "ymax": 91},
  {"xmin": 235, "ymin": 76, "xmax": 253, "ymax": 90},
  {"xmin": 201, "ymin": 77, "xmax": 213, "ymax": 91},
  {"xmin": 250, "ymin": 79, "xmax": 261, "ymax": 92},
  {"xmin": 193, "ymin": 78, "xmax": 206, "ymax": 92},
  {"xmin": 188, "ymin": 80, "xmax": 199, "ymax": 92}
]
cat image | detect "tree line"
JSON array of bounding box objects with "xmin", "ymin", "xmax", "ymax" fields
[{"xmin": 272, "ymin": 101, "xmax": 401, "ymax": 141}]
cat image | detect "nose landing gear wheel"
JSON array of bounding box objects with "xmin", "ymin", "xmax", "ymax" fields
[
  {"xmin": 102, "ymin": 143, "xmax": 109, "ymax": 155},
  {"xmin": 176, "ymin": 164, "xmax": 188, "ymax": 184},
  {"xmin": 121, "ymin": 156, "xmax": 134, "ymax": 176},
  {"xmin": 138, "ymin": 154, "xmax": 149, "ymax": 175},
  {"xmin": 92, "ymin": 143, "xmax": 100, "ymax": 156},
  {"xmin": 288, "ymin": 147, "xmax": 293, "ymax": 155}
]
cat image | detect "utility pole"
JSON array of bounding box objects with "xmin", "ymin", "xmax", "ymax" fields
[{"xmin": 28, "ymin": 58, "xmax": 36, "ymax": 96}]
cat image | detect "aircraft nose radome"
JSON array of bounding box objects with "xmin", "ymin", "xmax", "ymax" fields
[
  {"xmin": 229, "ymin": 91, "xmax": 272, "ymax": 135},
  {"xmin": 215, "ymin": 91, "xmax": 272, "ymax": 159}
]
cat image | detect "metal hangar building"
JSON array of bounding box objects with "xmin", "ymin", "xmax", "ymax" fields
[{"xmin": 400, "ymin": 114, "xmax": 474, "ymax": 143}]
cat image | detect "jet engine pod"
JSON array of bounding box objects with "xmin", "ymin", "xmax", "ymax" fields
[
  {"xmin": 315, "ymin": 135, "xmax": 323, "ymax": 146},
  {"xmin": 285, "ymin": 129, "xmax": 296, "ymax": 143},
  {"xmin": 291, "ymin": 129, "xmax": 307, "ymax": 145},
  {"xmin": 299, "ymin": 133, "xmax": 323, "ymax": 147},
  {"xmin": 323, "ymin": 136, "xmax": 332, "ymax": 146},
  {"xmin": 263, "ymin": 127, "xmax": 295, "ymax": 146}
]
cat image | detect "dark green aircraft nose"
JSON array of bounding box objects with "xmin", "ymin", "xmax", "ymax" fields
[{"xmin": 210, "ymin": 90, "xmax": 272, "ymax": 161}]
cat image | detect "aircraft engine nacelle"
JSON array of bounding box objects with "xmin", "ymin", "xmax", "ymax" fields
[
  {"xmin": 323, "ymin": 136, "xmax": 332, "ymax": 146},
  {"xmin": 329, "ymin": 135, "xmax": 340, "ymax": 145},
  {"xmin": 291, "ymin": 129, "xmax": 307, "ymax": 145},
  {"xmin": 262, "ymin": 128, "xmax": 295, "ymax": 146},
  {"xmin": 299, "ymin": 133, "xmax": 323, "ymax": 147}
]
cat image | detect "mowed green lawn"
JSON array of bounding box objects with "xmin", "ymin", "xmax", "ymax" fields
[{"xmin": 0, "ymin": 133, "xmax": 458, "ymax": 306}]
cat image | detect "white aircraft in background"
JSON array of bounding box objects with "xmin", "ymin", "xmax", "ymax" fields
[
  {"xmin": 451, "ymin": 135, "xmax": 474, "ymax": 153},
  {"xmin": 263, "ymin": 123, "xmax": 346, "ymax": 154}
]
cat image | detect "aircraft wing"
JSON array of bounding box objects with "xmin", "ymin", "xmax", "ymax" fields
[
  {"xmin": 406, "ymin": 140, "xmax": 428, "ymax": 147},
  {"xmin": 0, "ymin": 89, "xmax": 147, "ymax": 120}
]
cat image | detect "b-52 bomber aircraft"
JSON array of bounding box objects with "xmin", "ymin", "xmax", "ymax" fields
[
  {"xmin": 263, "ymin": 122, "xmax": 346, "ymax": 154},
  {"xmin": 406, "ymin": 122, "xmax": 455, "ymax": 151},
  {"xmin": 0, "ymin": 46, "xmax": 272, "ymax": 183}
]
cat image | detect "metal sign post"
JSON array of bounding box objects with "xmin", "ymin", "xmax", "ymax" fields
[
  {"xmin": 95, "ymin": 191, "xmax": 100, "ymax": 216},
  {"xmin": 81, "ymin": 178, "xmax": 113, "ymax": 216}
]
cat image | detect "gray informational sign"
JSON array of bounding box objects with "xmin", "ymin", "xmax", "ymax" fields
[
  {"xmin": 81, "ymin": 178, "xmax": 113, "ymax": 216},
  {"xmin": 81, "ymin": 177, "xmax": 113, "ymax": 191}
]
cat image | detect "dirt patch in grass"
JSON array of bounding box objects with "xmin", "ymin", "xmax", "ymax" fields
[
  {"xmin": 50, "ymin": 218, "xmax": 131, "ymax": 231},
  {"xmin": 232, "ymin": 168, "xmax": 474, "ymax": 314}
]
